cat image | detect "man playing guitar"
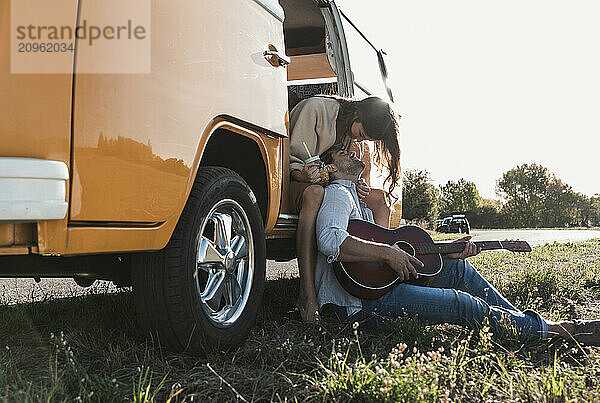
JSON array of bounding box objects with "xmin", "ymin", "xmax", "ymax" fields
[{"xmin": 313, "ymin": 143, "xmax": 599, "ymax": 345}]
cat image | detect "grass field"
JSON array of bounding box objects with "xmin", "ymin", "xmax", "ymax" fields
[{"xmin": 0, "ymin": 240, "xmax": 599, "ymax": 401}]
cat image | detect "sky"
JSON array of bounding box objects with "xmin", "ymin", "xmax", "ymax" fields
[{"xmin": 337, "ymin": 0, "xmax": 600, "ymax": 199}]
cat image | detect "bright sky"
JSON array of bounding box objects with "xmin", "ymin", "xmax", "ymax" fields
[{"xmin": 338, "ymin": 0, "xmax": 600, "ymax": 199}]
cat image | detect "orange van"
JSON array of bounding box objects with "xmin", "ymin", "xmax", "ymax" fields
[{"xmin": 0, "ymin": 0, "xmax": 397, "ymax": 350}]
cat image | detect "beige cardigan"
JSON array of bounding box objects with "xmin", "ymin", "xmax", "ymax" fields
[
  {"xmin": 289, "ymin": 96, "xmax": 372, "ymax": 182},
  {"xmin": 289, "ymin": 96, "xmax": 340, "ymax": 173}
]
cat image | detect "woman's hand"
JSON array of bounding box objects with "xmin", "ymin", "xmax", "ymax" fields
[
  {"xmin": 293, "ymin": 163, "xmax": 321, "ymax": 184},
  {"xmin": 341, "ymin": 134, "xmax": 353, "ymax": 151},
  {"xmin": 445, "ymin": 236, "xmax": 481, "ymax": 260},
  {"xmin": 356, "ymin": 178, "xmax": 371, "ymax": 200}
]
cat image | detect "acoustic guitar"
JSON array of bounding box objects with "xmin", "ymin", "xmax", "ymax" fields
[{"xmin": 333, "ymin": 220, "xmax": 531, "ymax": 299}]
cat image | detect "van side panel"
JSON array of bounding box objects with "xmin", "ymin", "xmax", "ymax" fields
[
  {"xmin": 70, "ymin": 0, "xmax": 287, "ymax": 223},
  {"xmin": 64, "ymin": 119, "xmax": 282, "ymax": 254},
  {"xmin": 0, "ymin": 0, "xmax": 79, "ymax": 253}
]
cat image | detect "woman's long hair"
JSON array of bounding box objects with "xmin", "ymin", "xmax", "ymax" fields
[{"xmin": 336, "ymin": 96, "xmax": 401, "ymax": 198}]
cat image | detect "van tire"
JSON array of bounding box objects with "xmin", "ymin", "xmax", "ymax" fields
[{"xmin": 132, "ymin": 167, "xmax": 266, "ymax": 352}]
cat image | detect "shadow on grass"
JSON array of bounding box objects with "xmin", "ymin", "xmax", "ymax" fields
[
  {"xmin": 0, "ymin": 275, "xmax": 438, "ymax": 401},
  {"xmin": 0, "ymin": 275, "xmax": 305, "ymax": 347},
  {"xmin": 0, "ymin": 277, "xmax": 307, "ymax": 401},
  {"xmin": 1, "ymin": 241, "xmax": 599, "ymax": 402}
]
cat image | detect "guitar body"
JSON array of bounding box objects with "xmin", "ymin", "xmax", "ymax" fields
[{"xmin": 333, "ymin": 221, "xmax": 443, "ymax": 299}]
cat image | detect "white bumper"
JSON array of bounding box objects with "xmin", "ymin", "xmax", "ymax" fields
[{"xmin": 0, "ymin": 158, "xmax": 69, "ymax": 222}]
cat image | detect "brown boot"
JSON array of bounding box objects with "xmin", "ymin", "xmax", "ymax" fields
[{"xmin": 572, "ymin": 320, "xmax": 600, "ymax": 346}]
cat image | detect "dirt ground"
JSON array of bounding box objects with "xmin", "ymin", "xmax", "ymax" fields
[{"xmin": 0, "ymin": 259, "xmax": 299, "ymax": 305}]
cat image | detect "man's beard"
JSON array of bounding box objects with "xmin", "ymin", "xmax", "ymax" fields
[{"xmin": 340, "ymin": 159, "xmax": 365, "ymax": 177}]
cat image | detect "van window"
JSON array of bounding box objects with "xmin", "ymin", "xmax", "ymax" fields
[
  {"xmin": 339, "ymin": 10, "xmax": 391, "ymax": 101},
  {"xmin": 281, "ymin": 0, "xmax": 339, "ymax": 109},
  {"xmin": 281, "ymin": 0, "xmax": 326, "ymax": 56}
]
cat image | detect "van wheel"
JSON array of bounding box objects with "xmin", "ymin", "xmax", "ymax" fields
[{"xmin": 132, "ymin": 167, "xmax": 266, "ymax": 352}]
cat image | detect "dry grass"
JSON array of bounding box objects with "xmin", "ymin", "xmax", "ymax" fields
[{"xmin": 0, "ymin": 240, "xmax": 599, "ymax": 401}]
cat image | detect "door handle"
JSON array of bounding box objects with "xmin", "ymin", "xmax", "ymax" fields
[{"xmin": 263, "ymin": 44, "xmax": 290, "ymax": 67}]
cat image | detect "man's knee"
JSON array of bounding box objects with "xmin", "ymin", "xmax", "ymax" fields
[
  {"xmin": 461, "ymin": 259, "xmax": 480, "ymax": 278},
  {"xmin": 443, "ymin": 258, "xmax": 461, "ymax": 274},
  {"xmin": 302, "ymin": 185, "xmax": 324, "ymax": 207}
]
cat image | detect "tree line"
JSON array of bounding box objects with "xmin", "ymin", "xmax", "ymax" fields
[{"xmin": 401, "ymin": 163, "xmax": 600, "ymax": 229}]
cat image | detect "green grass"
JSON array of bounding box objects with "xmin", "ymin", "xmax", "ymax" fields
[
  {"xmin": 431, "ymin": 232, "xmax": 466, "ymax": 241},
  {"xmin": 0, "ymin": 240, "xmax": 599, "ymax": 401}
]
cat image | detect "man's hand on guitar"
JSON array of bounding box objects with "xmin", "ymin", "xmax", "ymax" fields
[
  {"xmin": 384, "ymin": 245, "xmax": 424, "ymax": 281},
  {"xmin": 445, "ymin": 236, "xmax": 481, "ymax": 260}
]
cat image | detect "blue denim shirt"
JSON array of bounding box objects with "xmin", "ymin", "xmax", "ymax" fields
[{"xmin": 315, "ymin": 179, "xmax": 374, "ymax": 315}]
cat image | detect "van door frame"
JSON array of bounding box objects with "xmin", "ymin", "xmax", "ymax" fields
[{"xmin": 318, "ymin": 1, "xmax": 353, "ymax": 98}]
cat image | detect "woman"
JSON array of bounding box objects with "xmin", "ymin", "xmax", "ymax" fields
[{"xmin": 289, "ymin": 95, "xmax": 401, "ymax": 322}]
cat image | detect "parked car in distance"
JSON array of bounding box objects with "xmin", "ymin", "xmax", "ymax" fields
[
  {"xmin": 436, "ymin": 215, "xmax": 470, "ymax": 234},
  {"xmin": 436, "ymin": 217, "xmax": 449, "ymax": 230}
]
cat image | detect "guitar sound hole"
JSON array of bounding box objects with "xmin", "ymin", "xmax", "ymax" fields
[{"xmin": 394, "ymin": 241, "xmax": 415, "ymax": 256}]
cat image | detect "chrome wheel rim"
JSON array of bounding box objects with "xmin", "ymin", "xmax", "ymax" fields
[{"xmin": 195, "ymin": 199, "xmax": 254, "ymax": 328}]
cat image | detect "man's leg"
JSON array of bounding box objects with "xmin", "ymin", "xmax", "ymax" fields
[
  {"xmin": 425, "ymin": 258, "xmax": 584, "ymax": 341},
  {"xmin": 361, "ymin": 281, "xmax": 547, "ymax": 341},
  {"xmin": 431, "ymin": 258, "xmax": 517, "ymax": 311}
]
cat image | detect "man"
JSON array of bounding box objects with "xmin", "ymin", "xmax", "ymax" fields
[{"xmin": 314, "ymin": 143, "xmax": 599, "ymax": 344}]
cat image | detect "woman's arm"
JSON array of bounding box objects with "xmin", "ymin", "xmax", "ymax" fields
[{"xmin": 289, "ymin": 103, "xmax": 319, "ymax": 173}]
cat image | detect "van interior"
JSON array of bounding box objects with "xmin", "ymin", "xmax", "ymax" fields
[{"xmin": 279, "ymin": 0, "xmax": 339, "ymax": 110}]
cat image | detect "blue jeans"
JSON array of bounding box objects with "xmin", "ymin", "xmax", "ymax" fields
[{"xmin": 359, "ymin": 259, "xmax": 548, "ymax": 341}]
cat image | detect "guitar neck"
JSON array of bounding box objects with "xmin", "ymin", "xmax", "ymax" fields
[{"xmin": 416, "ymin": 241, "xmax": 505, "ymax": 255}]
